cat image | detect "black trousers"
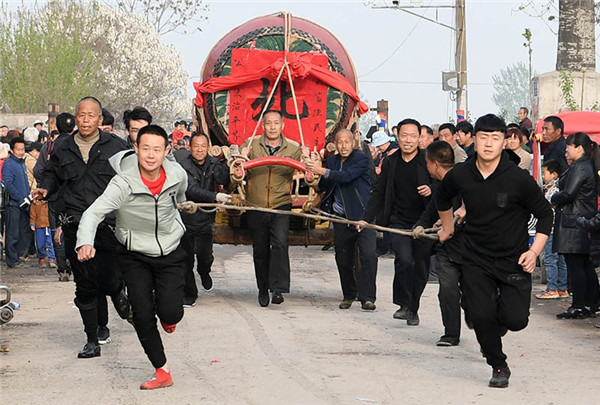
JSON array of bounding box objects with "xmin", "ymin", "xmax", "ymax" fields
[
  {"xmin": 4, "ymin": 205, "xmax": 30, "ymax": 266},
  {"xmin": 118, "ymin": 244, "xmax": 186, "ymax": 369},
  {"xmin": 247, "ymin": 204, "xmax": 291, "ymax": 293},
  {"xmin": 564, "ymin": 253, "xmax": 600, "ymax": 310},
  {"xmin": 389, "ymin": 232, "xmax": 432, "ymax": 312},
  {"xmin": 182, "ymin": 225, "xmax": 214, "ymax": 299},
  {"xmin": 64, "ymin": 223, "xmax": 122, "ymax": 343},
  {"xmin": 333, "ymin": 223, "xmax": 378, "ymax": 303},
  {"xmin": 435, "ymin": 250, "xmax": 462, "ymax": 339},
  {"xmin": 49, "ymin": 201, "xmax": 70, "ymax": 274},
  {"xmin": 461, "ymin": 254, "xmax": 531, "ymax": 369}
]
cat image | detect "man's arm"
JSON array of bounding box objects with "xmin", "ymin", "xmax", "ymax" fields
[
  {"xmin": 186, "ymin": 172, "xmax": 217, "ymax": 203},
  {"xmin": 436, "ymin": 168, "xmax": 460, "ymax": 241},
  {"xmin": 76, "ymin": 176, "xmax": 127, "ymax": 251},
  {"xmin": 361, "ymin": 155, "xmax": 390, "ymax": 223}
]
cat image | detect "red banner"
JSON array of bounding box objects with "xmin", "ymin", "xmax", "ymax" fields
[{"xmin": 227, "ymin": 48, "xmax": 329, "ymax": 149}]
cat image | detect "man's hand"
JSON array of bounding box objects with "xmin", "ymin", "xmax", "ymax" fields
[
  {"xmin": 31, "ymin": 188, "xmax": 48, "ymax": 199},
  {"xmin": 453, "ymin": 204, "xmax": 466, "ymax": 224},
  {"xmin": 518, "ymin": 250, "xmax": 537, "ymax": 273},
  {"xmin": 356, "ymin": 220, "xmax": 368, "ymax": 232},
  {"xmin": 54, "ymin": 226, "xmax": 62, "ymax": 245},
  {"xmin": 305, "ymin": 154, "xmax": 325, "ymax": 176},
  {"xmin": 216, "ymin": 193, "xmax": 232, "ymax": 204},
  {"xmin": 177, "ymin": 201, "xmax": 197, "ymax": 214},
  {"xmin": 30, "ymin": 225, "xmax": 35, "ymax": 231},
  {"xmin": 240, "ymin": 147, "xmax": 250, "ymax": 158},
  {"xmin": 417, "ymin": 185, "xmax": 431, "ymax": 197},
  {"xmin": 77, "ymin": 245, "xmax": 96, "ymax": 262},
  {"xmin": 437, "ymin": 228, "xmax": 453, "ymax": 243}
]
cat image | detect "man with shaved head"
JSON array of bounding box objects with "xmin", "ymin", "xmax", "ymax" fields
[
  {"xmin": 306, "ymin": 129, "xmax": 378, "ymax": 311},
  {"xmin": 36, "ymin": 96, "xmax": 130, "ymax": 359}
]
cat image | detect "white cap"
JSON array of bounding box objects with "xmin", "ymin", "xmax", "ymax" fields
[{"xmin": 371, "ymin": 130, "xmax": 393, "ymax": 147}]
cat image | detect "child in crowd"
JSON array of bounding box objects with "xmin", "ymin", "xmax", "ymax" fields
[
  {"xmin": 536, "ymin": 159, "xmax": 569, "ymax": 299},
  {"xmin": 30, "ymin": 199, "xmax": 57, "ymax": 268}
]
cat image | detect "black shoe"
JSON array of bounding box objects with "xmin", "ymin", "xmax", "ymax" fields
[
  {"xmin": 499, "ymin": 325, "xmax": 508, "ymax": 337},
  {"xmin": 182, "ymin": 297, "xmax": 196, "ymax": 308},
  {"xmin": 258, "ymin": 290, "xmax": 269, "ymax": 307},
  {"xmin": 407, "ymin": 311, "xmax": 420, "ymax": 326},
  {"xmin": 200, "ymin": 274, "xmax": 213, "ymax": 291},
  {"xmin": 77, "ymin": 342, "xmax": 100, "ymax": 358},
  {"xmin": 361, "ymin": 301, "xmax": 376, "ymax": 311},
  {"xmin": 393, "ymin": 307, "xmax": 410, "ymax": 320},
  {"xmin": 489, "ymin": 366, "xmax": 511, "ymax": 388},
  {"xmin": 436, "ymin": 336, "xmax": 459, "ymax": 346},
  {"xmin": 97, "ymin": 326, "xmax": 111, "ymax": 345},
  {"xmin": 556, "ymin": 307, "xmax": 586, "ymax": 319},
  {"xmin": 112, "ymin": 287, "xmax": 131, "ymax": 320},
  {"xmin": 339, "ymin": 299, "xmax": 354, "ymax": 309},
  {"xmin": 321, "ymin": 244, "xmax": 333, "ymax": 251},
  {"xmin": 271, "ymin": 292, "xmax": 284, "ymax": 305}
]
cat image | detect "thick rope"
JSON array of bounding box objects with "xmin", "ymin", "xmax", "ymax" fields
[{"xmin": 179, "ymin": 202, "xmax": 439, "ymax": 240}]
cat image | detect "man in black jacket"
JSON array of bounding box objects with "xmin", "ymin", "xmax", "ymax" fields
[
  {"xmin": 542, "ymin": 115, "xmax": 568, "ymax": 174},
  {"xmin": 359, "ymin": 118, "xmax": 433, "ymax": 326},
  {"xmin": 437, "ymin": 114, "xmax": 553, "ymax": 388},
  {"xmin": 306, "ymin": 129, "xmax": 377, "ymax": 311},
  {"xmin": 175, "ymin": 132, "xmax": 230, "ymax": 307},
  {"xmin": 35, "ymin": 97, "xmax": 130, "ymax": 359}
]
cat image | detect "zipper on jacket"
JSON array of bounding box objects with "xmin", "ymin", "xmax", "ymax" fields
[{"xmin": 154, "ymin": 197, "xmax": 164, "ymax": 256}]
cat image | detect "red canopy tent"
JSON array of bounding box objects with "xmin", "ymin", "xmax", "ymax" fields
[{"xmin": 533, "ymin": 111, "xmax": 600, "ymax": 140}]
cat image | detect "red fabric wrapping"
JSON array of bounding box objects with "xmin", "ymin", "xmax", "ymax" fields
[{"xmin": 194, "ymin": 51, "xmax": 368, "ymax": 114}]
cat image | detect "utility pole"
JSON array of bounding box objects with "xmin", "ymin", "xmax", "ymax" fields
[
  {"xmin": 455, "ymin": 0, "xmax": 467, "ymax": 121},
  {"xmin": 371, "ymin": 1, "xmax": 468, "ymax": 122}
]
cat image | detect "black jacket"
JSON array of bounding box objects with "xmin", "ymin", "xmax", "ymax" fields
[
  {"xmin": 175, "ymin": 152, "xmax": 229, "ymax": 230},
  {"xmin": 39, "ymin": 130, "xmax": 128, "ymax": 223},
  {"xmin": 552, "ymin": 156, "xmax": 597, "ymax": 254},
  {"xmin": 438, "ymin": 151, "xmax": 553, "ymax": 259},
  {"xmin": 362, "ymin": 148, "xmax": 431, "ymax": 226},
  {"xmin": 544, "ymin": 137, "xmax": 568, "ymax": 175},
  {"xmin": 319, "ymin": 149, "xmax": 371, "ymax": 221}
]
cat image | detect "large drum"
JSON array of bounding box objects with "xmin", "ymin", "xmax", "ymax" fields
[{"xmin": 194, "ymin": 12, "xmax": 366, "ymax": 149}]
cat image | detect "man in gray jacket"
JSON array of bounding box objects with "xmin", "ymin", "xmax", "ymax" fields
[{"xmin": 76, "ymin": 125, "xmax": 187, "ymax": 390}]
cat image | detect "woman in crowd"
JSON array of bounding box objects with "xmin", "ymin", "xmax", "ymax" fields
[
  {"xmin": 552, "ymin": 132, "xmax": 600, "ymax": 319},
  {"xmin": 505, "ymin": 126, "xmax": 532, "ymax": 171}
]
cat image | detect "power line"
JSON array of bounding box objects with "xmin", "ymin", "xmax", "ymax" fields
[{"xmin": 358, "ymin": 1, "xmax": 433, "ymax": 78}]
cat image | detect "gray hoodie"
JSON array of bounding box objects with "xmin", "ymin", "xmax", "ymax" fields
[{"xmin": 76, "ymin": 150, "xmax": 188, "ymax": 257}]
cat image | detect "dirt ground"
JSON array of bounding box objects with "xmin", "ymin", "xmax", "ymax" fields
[{"xmin": 1, "ymin": 244, "xmax": 599, "ymax": 405}]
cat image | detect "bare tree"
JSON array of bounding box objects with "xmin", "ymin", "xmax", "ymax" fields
[{"xmin": 114, "ymin": 0, "xmax": 209, "ymax": 35}]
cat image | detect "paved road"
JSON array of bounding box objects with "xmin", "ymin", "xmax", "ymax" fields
[{"xmin": 1, "ymin": 245, "xmax": 598, "ymax": 404}]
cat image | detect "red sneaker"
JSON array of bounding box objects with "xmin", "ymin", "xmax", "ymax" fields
[
  {"xmin": 160, "ymin": 321, "xmax": 176, "ymax": 333},
  {"xmin": 140, "ymin": 368, "xmax": 173, "ymax": 390}
]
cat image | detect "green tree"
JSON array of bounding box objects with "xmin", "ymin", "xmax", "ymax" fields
[
  {"xmin": 0, "ymin": 2, "xmax": 99, "ymax": 113},
  {"xmin": 0, "ymin": 0, "xmax": 189, "ymax": 123},
  {"xmin": 492, "ymin": 62, "xmax": 531, "ymax": 122}
]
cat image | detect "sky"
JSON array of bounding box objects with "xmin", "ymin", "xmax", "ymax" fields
[{"xmin": 163, "ymin": 0, "xmax": 599, "ymax": 127}]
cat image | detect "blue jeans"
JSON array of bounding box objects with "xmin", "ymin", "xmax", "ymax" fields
[
  {"xmin": 35, "ymin": 227, "xmax": 56, "ymax": 260},
  {"xmin": 544, "ymin": 235, "xmax": 567, "ymax": 291}
]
